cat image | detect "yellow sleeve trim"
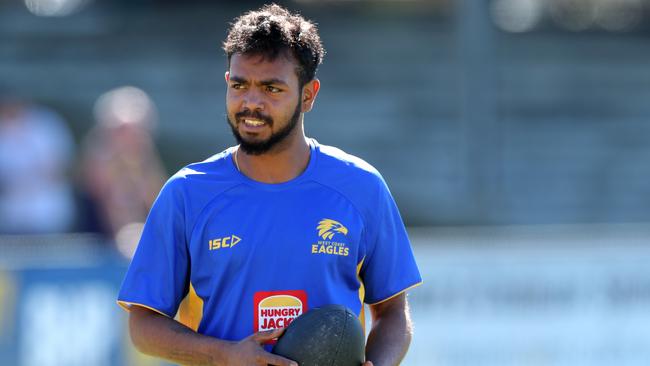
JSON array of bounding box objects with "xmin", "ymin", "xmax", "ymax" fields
[
  {"xmin": 366, "ymin": 281, "xmax": 423, "ymax": 306},
  {"xmin": 116, "ymin": 300, "xmax": 172, "ymax": 318},
  {"xmin": 356, "ymin": 258, "xmax": 366, "ymax": 333},
  {"xmin": 176, "ymin": 283, "xmax": 204, "ymax": 332}
]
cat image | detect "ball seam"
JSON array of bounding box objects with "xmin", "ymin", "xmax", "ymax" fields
[{"xmin": 329, "ymin": 308, "xmax": 347, "ymax": 366}]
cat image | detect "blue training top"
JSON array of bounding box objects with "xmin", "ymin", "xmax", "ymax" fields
[{"xmin": 118, "ymin": 139, "xmax": 422, "ymax": 342}]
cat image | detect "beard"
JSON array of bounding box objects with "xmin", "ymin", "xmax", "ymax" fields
[{"xmin": 227, "ymin": 100, "xmax": 302, "ymax": 156}]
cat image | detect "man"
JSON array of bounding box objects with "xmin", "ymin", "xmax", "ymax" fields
[
  {"xmin": 118, "ymin": 4, "xmax": 421, "ymax": 366},
  {"xmin": 0, "ymin": 93, "xmax": 76, "ymax": 234}
]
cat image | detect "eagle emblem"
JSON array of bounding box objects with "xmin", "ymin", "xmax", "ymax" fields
[{"xmin": 317, "ymin": 219, "xmax": 348, "ymax": 240}]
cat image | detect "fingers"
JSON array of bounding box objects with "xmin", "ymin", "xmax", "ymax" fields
[
  {"xmin": 265, "ymin": 352, "xmax": 298, "ymax": 366},
  {"xmin": 240, "ymin": 329, "xmax": 295, "ymax": 365},
  {"xmin": 250, "ymin": 328, "xmax": 286, "ymax": 343}
]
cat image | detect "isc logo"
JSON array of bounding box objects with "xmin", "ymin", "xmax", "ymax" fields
[{"xmin": 209, "ymin": 235, "xmax": 241, "ymax": 250}]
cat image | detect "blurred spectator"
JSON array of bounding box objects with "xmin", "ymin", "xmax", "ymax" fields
[
  {"xmin": 0, "ymin": 92, "xmax": 76, "ymax": 234},
  {"xmin": 78, "ymin": 86, "xmax": 166, "ymax": 254}
]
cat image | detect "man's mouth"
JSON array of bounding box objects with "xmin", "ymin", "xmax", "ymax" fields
[{"xmin": 242, "ymin": 118, "xmax": 266, "ymax": 127}]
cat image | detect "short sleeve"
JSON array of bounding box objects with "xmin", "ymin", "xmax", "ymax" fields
[
  {"xmin": 117, "ymin": 178, "xmax": 190, "ymax": 317},
  {"xmin": 360, "ymin": 178, "xmax": 422, "ymax": 305}
]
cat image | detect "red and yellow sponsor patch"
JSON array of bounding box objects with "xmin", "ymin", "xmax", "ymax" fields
[{"xmin": 254, "ymin": 290, "xmax": 307, "ymax": 342}]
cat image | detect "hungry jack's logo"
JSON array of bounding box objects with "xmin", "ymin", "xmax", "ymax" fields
[
  {"xmin": 312, "ymin": 218, "xmax": 350, "ymax": 256},
  {"xmin": 254, "ymin": 290, "xmax": 307, "ymax": 343}
]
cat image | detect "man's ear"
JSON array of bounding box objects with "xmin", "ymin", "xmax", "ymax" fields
[
  {"xmin": 301, "ymin": 78, "xmax": 320, "ymax": 113},
  {"xmin": 225, "ymin": 71, "xmax": 230, "ymax": 83}
]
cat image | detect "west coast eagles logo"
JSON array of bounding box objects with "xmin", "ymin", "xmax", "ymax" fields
[
  {"xmin": 313, "ymin": 219, "xmax": 350, "ymax": 256},
  {"xmin": 316, "ymin": 219, "xmax": 348, "ymax": 240}
]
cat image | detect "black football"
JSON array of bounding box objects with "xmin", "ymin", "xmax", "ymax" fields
[{"xmin": 272, "ymin": 304, "xmax": 365, "ymax": 366}]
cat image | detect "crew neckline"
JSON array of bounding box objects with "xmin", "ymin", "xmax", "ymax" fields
[{"xmin": 228, "ymin": 138, "xmax": 319, "ymax": 190}]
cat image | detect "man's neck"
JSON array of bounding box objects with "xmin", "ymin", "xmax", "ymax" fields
[{"xmin": 235, "ymin": 136, "xmax": 311, "ymax": 184}]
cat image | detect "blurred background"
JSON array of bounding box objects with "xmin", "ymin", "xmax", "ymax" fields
[{"xmin": 1, "ymin": 0, "xmax": 650, "ymax": 364}]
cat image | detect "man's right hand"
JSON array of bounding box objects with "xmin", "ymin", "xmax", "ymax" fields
[{"xmin": 225, "ymin": 328, "xmax": 297, "ymax": 366}]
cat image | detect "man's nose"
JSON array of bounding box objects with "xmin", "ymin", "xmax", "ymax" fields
[{"xmin": 242, "ymin": 88, "xmax": 265, "ymax": 111}]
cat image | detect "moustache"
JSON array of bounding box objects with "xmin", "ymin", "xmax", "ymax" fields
[{"xmin": 235, "ymin": 110, "xmax": 273, "ymax": 125}]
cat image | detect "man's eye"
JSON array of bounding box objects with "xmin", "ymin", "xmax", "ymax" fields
[
  {"xmin": 231, "ymin": 84, "xmax": 244, "ymax": 90},
  {"xmin": 267, "ymin": 86, "xmax": 281, "ymax": 93}
]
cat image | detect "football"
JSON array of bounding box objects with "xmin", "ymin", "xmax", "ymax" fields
[{"xmin": 272, "ymin": 304, "xmax": 365, "ymax": 366}]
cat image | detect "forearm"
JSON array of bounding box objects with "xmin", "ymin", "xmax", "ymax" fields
[
  {"xmin": 365, "ymin": 296, "xmax": 413, "ymax": 366},
  {"xmin": 129, "ymin": 306, "xmax": 230, "ymax": 366}
]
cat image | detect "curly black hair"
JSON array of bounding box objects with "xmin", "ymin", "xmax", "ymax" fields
[{"xmin": 223, "ymin": 4, "xmax": 325, "ymax": 87}]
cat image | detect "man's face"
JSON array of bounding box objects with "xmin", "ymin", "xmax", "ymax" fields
[{"xmin": 225, "ymin": 52, "xmax": 303, "ymax": 155}]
